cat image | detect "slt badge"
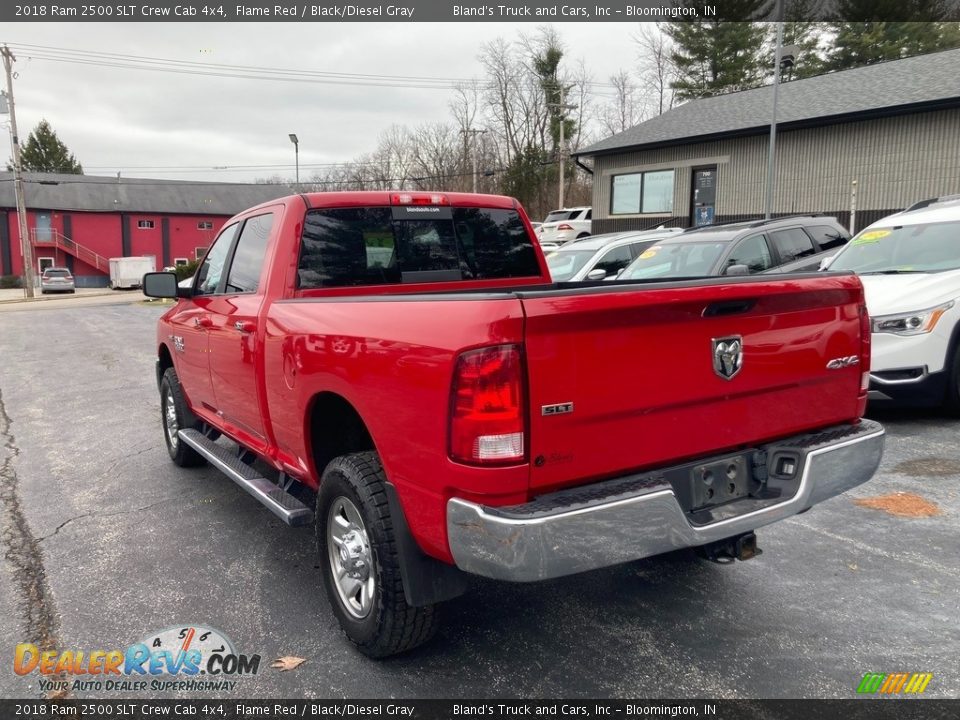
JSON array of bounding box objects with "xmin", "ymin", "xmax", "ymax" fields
[{"xmin": 712, "ymin": 336, "xmax": 743, "ymax": 380}]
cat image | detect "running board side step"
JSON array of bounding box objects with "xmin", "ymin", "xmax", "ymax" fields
[{"xmin": 178, "ymin": 429, "xmax": 314, "ymax": 527}]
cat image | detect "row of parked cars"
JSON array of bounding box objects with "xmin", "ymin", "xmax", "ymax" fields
[{"xmin": 536, "ymin": 195, "xmax": 960, "ymax": 412}]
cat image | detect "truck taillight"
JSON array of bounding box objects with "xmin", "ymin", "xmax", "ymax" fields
[
  {"xmin": 449, "ymin": 344, "xmax": 526, "ymax": 466},
  {"xmin": 391, "ymin": 192, "xmax": 450, "ymax": 206},
  {"xmin": 860, "ymin": 303, "xmax": 871, "ymax": 393}
]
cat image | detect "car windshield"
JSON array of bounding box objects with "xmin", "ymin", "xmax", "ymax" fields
[
  {"xmin": 544, "ymin": 210, "xmax": 579, "ymax": 223},
  {"xmin": 619, "ymin": 242, "xmax": 727, "ymax": 280},
  {"xmin": 546, "ymin": 249, "xmax": 597, "ymax": 281},
  {"xmin": 829, "ymin": 220, "xmax": 960, "ymax": 274}
]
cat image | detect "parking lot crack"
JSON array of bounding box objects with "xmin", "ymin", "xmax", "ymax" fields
[
  {"xmin": 37, "ymin": 495, "xmax": 202, "ymax": 542},
  {"xmin": 0, "ymin": 386, "xmax": 63, "ymax": 683}
]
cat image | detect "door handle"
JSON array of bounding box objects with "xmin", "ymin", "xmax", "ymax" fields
[
  {"xmin": 195, "ymin": 316, "xmax": 213, "ymax": 328},
  {"xmin": 234, "ymin": 321, "xmax": 256, "ymax": 333}
]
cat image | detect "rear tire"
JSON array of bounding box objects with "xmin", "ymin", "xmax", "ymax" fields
[
  {"xmin": 317, "ymin": 452, "xmax": 436, "ymax": 658},
  {"xmin": 159, "ymin": 367, "xmax": 206, "ymax": 467}
]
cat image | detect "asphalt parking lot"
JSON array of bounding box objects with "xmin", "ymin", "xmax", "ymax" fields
[{"xmin": 0, "ymin": 299, "xmax": 958, "ymax": 700}]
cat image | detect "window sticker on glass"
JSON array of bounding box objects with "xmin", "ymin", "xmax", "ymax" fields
[
  {"xmin": 854, "ymin": 229, "xmax": 892, "ymax": 244},
  {"xmin": 640, "ymin": 246, "xmax": 660, "ymax": 259}
]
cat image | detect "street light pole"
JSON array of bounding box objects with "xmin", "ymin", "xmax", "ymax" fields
[
  {"xmin": 461, "ymin": 129, "xmax": 487, "ymax": 193},
  {"xmin": 1, "ymin": 45, "xmax": 35, "ymax": 298},
  {"xmin": 764, "ymin": 21, "xmax": 785, "ymax": 221},
  {"xmin": 549, "ymin": 103, "xmax": 577, "ymax": 209},
  {"xmin": 288, "ymin": 133, "xmax": 299, "ymax": 191}
]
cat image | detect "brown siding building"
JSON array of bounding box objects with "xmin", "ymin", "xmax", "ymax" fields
[{"xmin": 575, "ymin": 49, "xmax": 960, "ymax": 236}]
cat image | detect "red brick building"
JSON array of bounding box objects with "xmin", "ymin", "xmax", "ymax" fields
[{"xmin": 0, "ymin": 173, "xmax": 289, "ymax": 287}]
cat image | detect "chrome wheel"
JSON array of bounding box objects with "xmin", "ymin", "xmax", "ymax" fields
[
  {"xmin": 326, "ymin": 496, "xmax": 375, "ymax": 619},
  {"xmin": 163, "ymin": 389, "xmax": 179, "ymax": 450}
]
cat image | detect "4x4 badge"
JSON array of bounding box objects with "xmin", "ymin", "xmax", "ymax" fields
[{"xmin": 712, "ymin": 336, "xmax": 743, "ymax": 380}]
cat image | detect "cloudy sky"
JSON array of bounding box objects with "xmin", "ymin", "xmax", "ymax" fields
[{"xmin": 3, "ymin": 23, "xmax": 645, "ymax": 183}]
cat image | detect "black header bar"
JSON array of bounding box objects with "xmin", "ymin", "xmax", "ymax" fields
[{"xmin": 4, "ymin": 0, "xmax": 959, "ymax": 22}]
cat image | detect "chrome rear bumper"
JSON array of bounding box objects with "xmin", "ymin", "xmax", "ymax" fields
[{"xmin": 447, "ymin": 421, "xmax": 884, "ymax": 582}]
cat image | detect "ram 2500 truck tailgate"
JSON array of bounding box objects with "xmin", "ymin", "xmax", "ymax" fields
[{"xmin": 519, "ymin": 275, "xmax": 868, "ymax": 493}]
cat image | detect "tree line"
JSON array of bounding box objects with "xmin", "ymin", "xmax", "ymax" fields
[{"xmin": 12, "ymin": 15, "xmax": 960, "ymax": 222}]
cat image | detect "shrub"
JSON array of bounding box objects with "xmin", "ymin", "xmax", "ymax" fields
[
  {"xmin": 174, "ymin": 259, "xmax": 200, "ymax": 282},
  {"xmin": 0, "ymin": 275, "xmax": 22, "ymax": 289}
]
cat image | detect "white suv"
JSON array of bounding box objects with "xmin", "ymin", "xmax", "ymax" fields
[
  {"xmin": 538, "ymin": 207, "xmax": 591, "ymax": 245},
  {"xmin": 823, "ymin": 195, "xmax": 960, "ymax": 410}
]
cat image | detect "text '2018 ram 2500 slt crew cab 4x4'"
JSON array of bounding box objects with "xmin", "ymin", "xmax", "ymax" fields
[{"xmin": 144, "ymin": 191, "xmax": 884, "ymax": 657}]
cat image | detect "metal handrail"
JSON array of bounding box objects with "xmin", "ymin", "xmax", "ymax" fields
[{"xmin": 29, "ymin": 228, "xmax": 109, "ymax": 272}]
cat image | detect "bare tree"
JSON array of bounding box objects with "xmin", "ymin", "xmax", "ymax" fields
[
  {"xmin": 598, "ymin": 69, "xmax": 647, "ymax": 135},
  {"xmin": 634, "ymin": 23, "xmax": 676, "ymax": 116}
]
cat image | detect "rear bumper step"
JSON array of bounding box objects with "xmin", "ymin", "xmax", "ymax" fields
[
  {"xmin": 178, "ymin": 429, "xmax": 314, "ymax": 527},
  {"xmin": 447, "ymin": 420, "xmax": 884, "ymax": 582}
]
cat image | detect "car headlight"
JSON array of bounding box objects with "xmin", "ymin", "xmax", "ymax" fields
[{"xmin": 871, "ymin": 301, "xmax": 954, "ymax": 336}]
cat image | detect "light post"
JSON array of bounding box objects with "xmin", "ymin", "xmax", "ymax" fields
[
  {"xmin": 288, "ymin": 133, "xmax": 299, "ymax": 191},
  {"xmin": 763, "ymin": 3, "xmax": 799, "ymax": 220},
  {"xmin": 461, "ymin": 129, "xmax": 487, "ymax": 193},
  {"xmin": 549, "ymin": 103, "xmax": 577, "ymax": 210}
]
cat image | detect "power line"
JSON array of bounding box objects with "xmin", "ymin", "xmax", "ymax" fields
[{"xmin": 2, "ymin": 41, "xmax": 622, "ymax": 94}]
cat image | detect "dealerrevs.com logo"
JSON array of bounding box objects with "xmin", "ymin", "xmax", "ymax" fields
[
  {"xmin": 14, "ymin": 624, "xmax": 260, "ymax": 693},
  {"xmin": 857, "ymin": 672, "xmax": 934, "ymax": 695}
]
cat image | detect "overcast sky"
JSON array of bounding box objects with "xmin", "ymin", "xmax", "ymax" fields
[{"xmin": 3, "ymin": 23, "xmax": 645, "ymax": 183}]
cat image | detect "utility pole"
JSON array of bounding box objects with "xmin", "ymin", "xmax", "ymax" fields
[
  {"xmin": 288, "ymin": 133, "xmax": 299, "ymax": 192},
  {"xmin": 461, "ymin": 129, "xmax": 487, "ymax": 193},
  {"xmin": 549, "ymin": 103, "xmax": 577, "ymax": 209},
  {"xmin": 1, "ymin": 45, "xmax": 35, "ymax": 298}
]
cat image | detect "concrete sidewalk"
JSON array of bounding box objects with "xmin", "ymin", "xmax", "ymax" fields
[{"xmin": 0, "ymin": 287, "xmax": 152, "ymax": 312}]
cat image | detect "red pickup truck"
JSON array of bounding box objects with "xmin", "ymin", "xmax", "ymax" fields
[{"xmin": 144, "ymin": 191, "xmax": 884, "ymax": 657}]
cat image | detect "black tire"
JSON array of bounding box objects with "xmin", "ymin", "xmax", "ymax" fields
[
  {"xmin": 159, "ymin": 367, "xmax": 206, "ymax": 467},
  {"xmin": 317, "ymin": 452, "xmax": 436, "ymax": 658},
  {"xmin": 944, "ymin": 344, "xmax": 960, "ymax": 416}
]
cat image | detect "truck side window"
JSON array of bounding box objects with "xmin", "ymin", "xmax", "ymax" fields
[
  {"xmin": 194, "ymin": 222, "xmax": 239, "ymax": 295},
  {"xmin": 224, "ymin": 213, "xmax": 274, "ymax": 294}
]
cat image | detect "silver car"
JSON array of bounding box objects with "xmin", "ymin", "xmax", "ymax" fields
[
  {"xmin": 40, "ymin": 267, "xmax": 76, "ymax": 294},
  {"xmin": 546, "ymin": 228, "xmax": 683, "ymax": 282}
]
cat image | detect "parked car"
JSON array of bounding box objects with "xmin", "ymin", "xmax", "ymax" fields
[
  {"xmin": 537, "ymin": 206, "xmax": 592, "ymax": 245},
  {"xmin": 618, "ymin": 216, "xmax": 850, "ymax": 281},
  {"xmin": 39, "ymin": 267, "xmax": 75, "ymax": 294},
  {"xmin": 143, "ymin": 191, "xmax": 882, "ymax": 658},
  {"xmin": 547, "ymin": 228, "xmax": 683, "ymax": 282},
  {"xmin": 822, "ymin": 195, "xmax": 960, "ymax": 410}
]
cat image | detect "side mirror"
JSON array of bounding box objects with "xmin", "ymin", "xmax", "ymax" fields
[
  {"xmin": 586, "ymin": 268, "xmax": 607, "ymax": 281},
  {"xmin": 143, "ymin": 271, "xmax": 183, "ymax": 299},
  {"xmin": 819, "ymin": 255, "xmax": 836, "ymax": 271},
  {"xmin": 726, "ymin": 264, "xmax": 750, "ymax": 276}
]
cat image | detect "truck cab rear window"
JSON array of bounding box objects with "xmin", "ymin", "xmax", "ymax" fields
[{"xmin": 297, "ymin": 206, "xmax": 539, "ymax": 289}]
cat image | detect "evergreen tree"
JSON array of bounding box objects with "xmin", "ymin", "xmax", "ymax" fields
[
  {"xmin": 826, "ymin": 0, "xmax": 960, "ymax": 70},
  {"xmin": 667, "ymin": 1, "xmax": 773, "ymax": 101},
  {"xmin": 17, "ymin": 120, "xmax": 83, "ymax": 174}
]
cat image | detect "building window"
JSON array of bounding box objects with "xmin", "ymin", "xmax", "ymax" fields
[
  {"xmin": 610, "ymin": 170, "xmax": 675, "ymax": 215},
  {"xmin": 174, "ymin": 258, "xmax": 189, "ymax": 266},
  {"xmin": 198, "ymin": 221, "xmax": 214, "ymax": 230},
  {"xmin": 196, "ymin": 247, "xmax": 209, "ymax": 259},
  {"xmin": 137, "ymin": 219, "xmax": 155, "ymax": 229}
]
